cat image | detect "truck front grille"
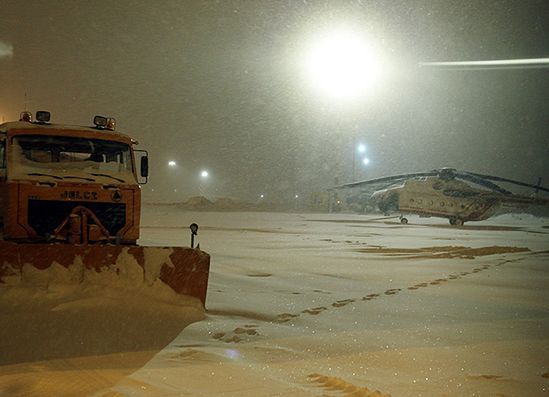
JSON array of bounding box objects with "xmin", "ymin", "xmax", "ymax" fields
[{"xmin": 27, "ymin": 200, "xmax": 126, "ymax": 237}]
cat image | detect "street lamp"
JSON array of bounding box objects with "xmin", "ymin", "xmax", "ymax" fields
[
  {"xmin": 353, "ymin": 141, "xmax": 367, "ymax": 181},
  {"xmin": 198, "ymin": 170, "xmax": 210, "ymax": 198}
]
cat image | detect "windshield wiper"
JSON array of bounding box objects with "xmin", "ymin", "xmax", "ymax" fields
[
  {"xmin": 27, "ymin": 173, "xmax": 63, "ymax": 180},
  {"xmin": 63, "ymin": 175, "xmax": 96, "ymax": 182},
  {"xmin": 90, "ymin": 173, "xmax": 125, "ymax": 183},
  {"xmin": 27, "ymin": 173, "xmax": 96, "ymax": 182}
]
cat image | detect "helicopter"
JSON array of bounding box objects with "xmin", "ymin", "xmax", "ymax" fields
[{"xmin": 334, "ymin": 168, "xmax": 549, "ymax": 225}]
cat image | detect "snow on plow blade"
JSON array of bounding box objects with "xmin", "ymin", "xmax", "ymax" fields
[{"xmin": 0, "ymin": 241, "xmax": 210, "ymax": 307}]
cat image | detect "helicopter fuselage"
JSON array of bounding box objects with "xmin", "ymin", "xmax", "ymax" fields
[{"xmin": 372, "ymin": 177, "xmax": 501, "ymax": 224}]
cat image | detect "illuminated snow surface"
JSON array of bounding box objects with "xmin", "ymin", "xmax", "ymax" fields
[{"xmin": 1, "ymin": 205, "xmax": 548, "ymax": 397}]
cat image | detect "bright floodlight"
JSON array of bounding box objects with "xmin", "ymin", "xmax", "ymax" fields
[
  {"xmin": 168, "ymin": 160, "xmax": 176, "ymax": 167},
  {"xmin": 304, "ymin": 28, "xmax": 381, "ymax": 99},
  {"xmin": 362, "ymin": 157, "xmax": 370, "ymax": 165},
  {"xmin": 357, "ymin": 143, "xmax": 366, "ymax": 153},
  {"xmin": 201, "ymin": 170, "xmax": 209, "ymax": 178}
]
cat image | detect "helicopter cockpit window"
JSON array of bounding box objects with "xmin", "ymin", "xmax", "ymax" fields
[{"xmin": 432, "ymin": 181, "xmax": 443, "ymax": 190}]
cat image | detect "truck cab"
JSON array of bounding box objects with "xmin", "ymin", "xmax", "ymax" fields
[{"xmin": 0, "ymin": 111, "xmax": 148, "ymax": 244}]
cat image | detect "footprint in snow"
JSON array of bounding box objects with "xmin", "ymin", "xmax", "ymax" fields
[
  {"xmin": 332, "ymin": 299, "xmax": 355, "ymax": 307},
  {"xmin": 302, "ymin": 306, "xmax": 327, "ymax": 315},
  {"xmin": 362, "ymin": 293, "xmax": 380, "ymax": 300},
  {"xmin": 275, "ymin": 313, "xmax": 299, "ymax": 323},
  {"xmin": 212, "ymin": 324, "xmax": 260, "ymax": 343}
]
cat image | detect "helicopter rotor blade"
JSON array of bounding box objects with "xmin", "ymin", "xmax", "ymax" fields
[
  {"xmin": 419, "ymin": 58, "xmax": 549, "ymax": 70},
  {"xmin": 334, "ymin": 172, "xmax": 437, "ymax": 189},
  {"xmin": 464, "ymin": 171, "xmax": 549, "ymax": 193},
  {"xmin": 453, "ymin": 172, "xmax": 512, "ymax": 194}
]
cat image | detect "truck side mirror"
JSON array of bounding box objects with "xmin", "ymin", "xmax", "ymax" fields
[
  {"xmin": 134, "ymin": 149, "xmax": 149, "ymax": 184},
  {"xmin": 140, "ymin": 156, "xmax": 149, "ymax": 178}
]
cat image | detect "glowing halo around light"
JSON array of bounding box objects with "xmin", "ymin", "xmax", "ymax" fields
[{"xmin": 303, "ymin": 28, "xmax": 382, "ymax": 100}]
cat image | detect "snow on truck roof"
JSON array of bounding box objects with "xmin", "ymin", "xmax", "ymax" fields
[{"xmin": 0, "ymin": 121, "xmax": 136, "ymax": 145}]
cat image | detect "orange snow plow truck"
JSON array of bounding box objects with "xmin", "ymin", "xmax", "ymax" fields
[{"xmin": 0, "ymin": 111, "xmax": 209, "ymax": 306}]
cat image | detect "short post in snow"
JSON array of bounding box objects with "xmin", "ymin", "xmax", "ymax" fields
[{"xmin": 190, "ymin": 223, "xmax": 199, "ymax": 248}]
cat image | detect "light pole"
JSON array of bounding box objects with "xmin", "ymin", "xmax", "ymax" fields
[
  {"xmin": 167, "ymin": 160, "xmax": 178, "ymax": 200},
  {"xmin": 199, "ymin": 170, "xmax": 209, "ymax": 197},
  {"xmin": 353, "ymin": 140, "xmax": 366, "ymax": 181}
]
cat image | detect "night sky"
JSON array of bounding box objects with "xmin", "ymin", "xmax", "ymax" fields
[{"xmin": 1, "ymin": 0, "xmax": 548, "ymax": 202}]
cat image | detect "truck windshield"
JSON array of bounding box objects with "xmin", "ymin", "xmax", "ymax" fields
[{"xmin": 11, "ymin": 135, "xmax": 133, "ymax": 177}]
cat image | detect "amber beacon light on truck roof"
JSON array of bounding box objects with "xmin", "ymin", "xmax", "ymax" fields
[{"xmin": 19, "ymin": 110, "xmax": 117, "ymax": 131}]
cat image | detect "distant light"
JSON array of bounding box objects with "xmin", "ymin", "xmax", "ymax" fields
[
  {"xmin": 295, "ymin": 194, "xmax": 299, "ymax": 199},
  {"xmin": 362, "ymin": 157, "xmax": 370, "ymax": 165},
  {"xmin": 201, "ymin": 170, "xmax": 209, "ymax": 178},
  {"xmin": 260, "ymin": 194, "xmax": 264, "ymax": 198},
  {"xmin": 357, "ymin": 143, "xmax": 366, "ymax": 153},
  {"xmin": 168, "ymin": 160, "xmax": 176, "ymax": 167}
]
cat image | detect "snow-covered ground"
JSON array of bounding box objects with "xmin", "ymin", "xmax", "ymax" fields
[{"xmin": 1, "ymin": 206, "xmax": 549, "ymax": 396}]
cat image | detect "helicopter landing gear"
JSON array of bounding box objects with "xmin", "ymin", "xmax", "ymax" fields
[
  {"xmin": 449, "ymin": 217, "xmax": 464, "ymax": 226},
  {"xmin": 400, "ymin": 216, "xmax": 408, "ymax": 224}
]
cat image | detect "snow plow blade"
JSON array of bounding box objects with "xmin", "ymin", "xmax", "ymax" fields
[{"xmin": 0, "ymin": 241, "xmax": 210, "ymax": 307}]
